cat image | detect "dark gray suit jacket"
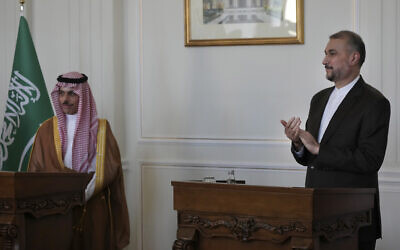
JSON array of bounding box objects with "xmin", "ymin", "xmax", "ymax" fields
[{"xmin": 292, "ymin": 76, "xmax": 390, "ymax": 240}]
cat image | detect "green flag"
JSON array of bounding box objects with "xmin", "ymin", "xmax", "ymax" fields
[{"xmin": 0, "ymin": 16, "xmax": 53, "ymax": 172}]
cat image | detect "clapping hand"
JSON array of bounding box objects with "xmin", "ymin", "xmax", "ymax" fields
[
  {"xmin": 281, "ymin": 117, "xmax": 320, "ymax": 155},
  {"xmin": 280, "ymin": 117, "xmax": 303, "ymax": 150},
  {"xmin": 298, "ymin": 129, "xmax": 319, "ymax": 155}
]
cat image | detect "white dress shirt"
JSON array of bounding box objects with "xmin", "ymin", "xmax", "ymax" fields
[{"xmin": 318, "ymin": 75, "xmax": 359, "ymax": 142}]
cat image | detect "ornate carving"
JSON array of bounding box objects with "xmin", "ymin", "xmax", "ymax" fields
[
  {"xmin": 0, "ymin": 200, "xmax": 13, "ymax": 212},
  {"xmin": 173, "ymin": 239, "xmax": 195, "ymax": 250},
  {"xmin": 17, "ymin": 192, "xmax": 82, "ymax": 217},
  {"xmin": 313, "ymin": 211, "xmax": 370, "ymax": 241},
  {"xmin": 0, "ymin": 224, "xmax": 18, "ymax": 250},
  {"xmin": 183, "ymin": 214, "xmax": 306, "ymax": 241}
]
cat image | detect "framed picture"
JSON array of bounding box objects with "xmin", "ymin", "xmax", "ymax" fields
[{"xmin": 185, "ymin": 0, "xmax": 304, "ymax": 46}]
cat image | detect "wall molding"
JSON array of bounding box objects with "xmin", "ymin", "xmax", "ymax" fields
[
  {"xmin": 136, "ymin": 0, "xmax": 302, "ymax": 143},
  {"xmin": 139, "ymin": 136, "xmax": 289, "ymax": 143},
  {"xmin": 353, "ymin": 0, "xmax": 360, "ymax": 32},
  {"xmin": 379, "ymin": 168, "xmax": 400, "ymax": 192},
  {"xmin": 140, "ymin": 160, "xmax": 304, "ymax": 171},
  {"xmin": 397, "ymin": 0, "xmax": 400, "ymax": 163},
  {"xmin": 138, "ymin": 137, "xmax": 290, "ymax": 146}
]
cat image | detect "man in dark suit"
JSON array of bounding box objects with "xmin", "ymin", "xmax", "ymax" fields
[{"xmin": 281, "ymin": 30, "xmax": 390, "ymax": 250}]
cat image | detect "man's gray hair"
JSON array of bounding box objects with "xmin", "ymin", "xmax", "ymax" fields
[{"xmin": 330, "ymin": 30, "xmax": 366, "ymax": 67}]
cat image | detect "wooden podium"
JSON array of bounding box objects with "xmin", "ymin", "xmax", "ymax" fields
[
  {"xmin": 171, "ymin": 181, "xmax": 375, "ymax": 250},
  {"xmin": 0, "ymin": 172, "xmax": 90, "ymax": 250}
]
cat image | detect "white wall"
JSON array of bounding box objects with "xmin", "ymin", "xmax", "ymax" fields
[{"xmin": 1, "ymin": 0, "xmax": 400, "ymax": 249}]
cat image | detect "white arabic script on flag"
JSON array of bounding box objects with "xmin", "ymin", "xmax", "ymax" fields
[{"xmin": 0, "ymin": 71, "xmax": 41, "ymax": 169}]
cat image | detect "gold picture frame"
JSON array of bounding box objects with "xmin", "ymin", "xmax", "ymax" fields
[{"xmin": 185, "ymin": 0, "xmax": 304, "ymax": 46}]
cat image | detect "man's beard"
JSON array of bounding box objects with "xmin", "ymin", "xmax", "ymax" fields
[
  {"xmin": 325, "ymin": 66, "xmax": 336, "ymax": 82},
  {"xmin": 326, "ymin": 72, "xmax": 335, "ymax": 82}
]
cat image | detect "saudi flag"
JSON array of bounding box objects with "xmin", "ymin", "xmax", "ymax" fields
[{"xmin": 0, "ymin": 16, "xmax": 53, "ymax": 172}]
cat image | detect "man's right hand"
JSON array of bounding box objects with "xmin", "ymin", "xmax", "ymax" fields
[{"xmin": 280, "ymin": 117, "xmax": 303, "ymax": 150}]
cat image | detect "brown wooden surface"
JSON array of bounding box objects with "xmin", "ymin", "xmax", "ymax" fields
[
  {"xmin": 171, "ymin": 181, "xmax": 375, "ymax": 250},
  {"xmin": 0, "ymin": 172, "xmax": 90, "ymax": 250}
]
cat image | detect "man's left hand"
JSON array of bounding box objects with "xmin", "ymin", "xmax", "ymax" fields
[{"xmin": 299, "ymin": 129, "xmax": 320, "ymax": 155}]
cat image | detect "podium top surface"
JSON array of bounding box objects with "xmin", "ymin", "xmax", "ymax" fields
[
  {"xmin": 171, "ymin": 181, "xmax": 375, "ymax": 219},
  {"xmin": 0, "ymin": 171, "xmax": 91, "ymax": 199},
  {"xmin": 171, "ymin": 180, "xmax": 376, "ymax": 194}
]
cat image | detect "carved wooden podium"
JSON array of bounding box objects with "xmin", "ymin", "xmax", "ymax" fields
[
  {"xmin": 0, "ymin": 172, "xmax": 90, "ymax": 250},
  {"xmin": 171, "ymin": 181, "xmax": 375, "ymax": 250}
]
